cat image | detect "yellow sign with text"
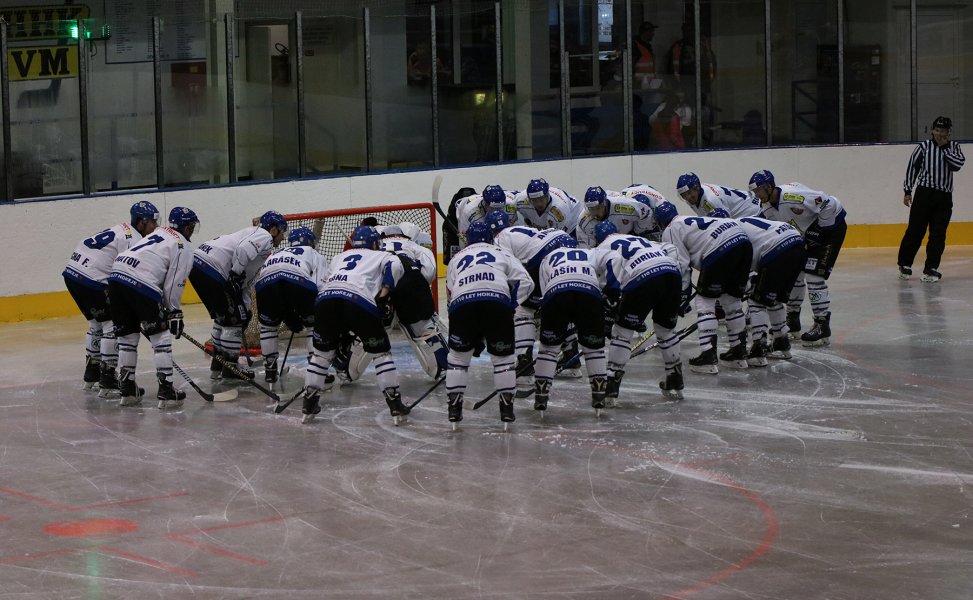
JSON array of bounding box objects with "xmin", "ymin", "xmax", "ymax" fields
[
  {"xmin": 8, "ymin": 45, "xmax": 77, "ymax": 80},
  {"xmin": 0, "ymin": 4, "xmax": 90, "ymax": 41}
]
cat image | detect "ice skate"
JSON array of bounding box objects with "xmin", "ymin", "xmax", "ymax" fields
[
  {"xmin": 659, "ymin": 365, "xmax": 684, "ymax": 401},
  {"xmin": 499, "ymin": 392, "xmax": 515, "ymax": 430},
  {"xmin": 605, "ymin": 370, "xmax": 624, "ymax": 407},
  {"xmin": 118, "ymin": 370, "xmax": 145, "ymax": 407},
  {"xmin": 786, "ymin": 312, "xmax": 802, "ymax": 339},
  {"xmin": 515, "ymin": 350, "xmax": 535, "ymax": 398},
  {"xmin": 264, "ymin": 358, "xmax": 279, "ymax": 386},
  {"xmin": 447, "ymin": 392, "xmax": 463, "ymax": 430},
  {"xmin": 746, "ymin": 340, "xmax": 770, "ymax": 368},
  {"xmin": 689, "ymin": 348, "xmax": 719, "ymax": 374},
  {"xmin": 720, "ymin": 344, "xmax": 749, "ymax": 369},
  {"xmin": 768, "ymin": 335, "xmax": 792, "ymax": 360},
  {"xmin": 533, "ymin": 379, "xmax": 551, "ymax": 412},
  {"xmin": 590, "ymin": 377, "xmax": 607, "ymax": 416},
  {"xmin": 209, "ymin": 352, "xmax": 224, "ymax": 380},
  {"xmin": 898, "ymin": 265, "xmax": 912, "ymax": 280},
  {"xmin": 920, "ymin": 268, "xmax": 942, "ymax": 283},
  {"xmin": 97, "ymin": 364, "xmax": 121, "ymax": 399},
  {"xmin": 384, "ymin": 387, "xmax": 410, "ymax": 425},
  {"xmin": 801, "ymin": 314, "xmax": 831, "ymax": 347},
  {"xmin": 301, "ymin": 387, "xmax": 321, "ymax": 424},
  {"xmin": 83, "ymin": 357, "xmax": 101, "ymax": 390},
  {"xmin": 156, "ymin": 376, "xmax": 186, "ymax": 410}
]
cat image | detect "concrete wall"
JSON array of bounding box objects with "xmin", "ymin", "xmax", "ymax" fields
[{"xmin": 2, "ymin": 143, "xmax": 969, "ymax": 320}]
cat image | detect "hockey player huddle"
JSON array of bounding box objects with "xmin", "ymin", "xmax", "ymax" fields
[{"xmin": 63, "ymin": 169, "xmax": 846, "ymax": 428}]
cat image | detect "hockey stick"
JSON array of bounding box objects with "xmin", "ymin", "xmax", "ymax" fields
[
  {"xmin": 630, "ymin": 321, "xmax": 699, "ymax": 360},
  {"xmin": 172, "ymin": 359, "xmax": 238, "ymax": 402},
  {"xmin": 181, "ymin": 331, "xmax": 280, "ymax": 401},
  {"xmin": 408, "ymin": 375, "xmax": 446, "ymax": 410},
  {"xmin": 470, "ymin": 350, "xmax": 578, "ymax": 410},
  {"xmin": 279, "ymin": 330, "xmax": 296, "ymax": 377},
  {"xmin": 273, "ymin": 374, "xmax": 334, "ymax": 414},
  {"xmin": 431, "ymin": 174, "xmax": 462, "ymax": 236}
]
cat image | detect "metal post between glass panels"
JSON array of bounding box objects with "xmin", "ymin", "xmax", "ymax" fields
[
  {"xmin": 296, "ymin": 11, "xmax": 307, "ymax": 178},
  {"xmin": 225, "ymin": 14, "xmax": 237, "ymax": 183},
  {"xmin": 837, "ymin": 0, "xmax": 845, "ymax": 143},
  {"xmin": 559, "ymin": 0, "xmax": 569, "ymax": 157},
  {"xmin": 692, "ymin": 0, "xmax": 701, "ymax": 148},
  {"xmin": 152, "ymin": 17, "xmax": 164, "ymax": 188},
  {"xmin": 364, "ymin": 8, "xmax": 373, "ymax": 172},
  {"xmin": 0, "ymin": 23, "xmax": 12, "ymax": 201},
  {"xmin": 910, "ymin": 0, "xmax": 917, "ymax": 140},
  {"xmin": 764, "ymin": 0, "xmax": 772, "ymax": 146},
  {"xmin": 494, "ymin": 1, "xmax": 503, "ymax": 162},
  {"xmin": 430, "ymin": 5, "xmax": 440, "ymax": 167},
  {"xmin": 78, "ymin": 22, "xmax": 91, "ymax": 194},
  {"xmin": 622, "ymin": 0, "xmax": 633, "ymax": 153}
]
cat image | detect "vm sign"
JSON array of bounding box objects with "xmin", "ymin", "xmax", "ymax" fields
[{"xmin": 8, "ymin": 46, "xmax": 78, "ymax": 80}]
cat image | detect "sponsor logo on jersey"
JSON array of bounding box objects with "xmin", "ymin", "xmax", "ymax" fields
[
  {"xmin": 615, "ymin": 204, "xmax": 636, "ymax": 215},
  {"xmin": 782, "ymin": 192, "xmax": 806, "ymax": 204},
  {"xmin": 492, "ymin": 341, "xmax": 513, "ymax": 352},
  {"xmin": 550, "ymin": 206, "xmax": 564, "ymax": 221}
]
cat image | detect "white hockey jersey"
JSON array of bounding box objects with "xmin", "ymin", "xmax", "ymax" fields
[
  {"xmin": 661, "ymin": 216, "xmax": 751, "ymax": 288},
  {"xmin": 63, "ymin": 223, "xmax": 142, "ymax": 289},
  {"xmin": 446, "ymin": 242, "xmax": 534, "ymax": 312},
  {"xmin": 193, "ymin": 226, "xmax": 276, "ymax": 284},
  {"xmin": 255, "ymin": 244, "xmax": 329, "ymax": 293},
  {"xmin": 538, "ymin": 246, "xmax": 611, "ymax": 303},
  {"xmin": 318, "ymin": 248, "xmax": 405, "ymax": 316},
  {"xmin": 108, "ymin": 226, "xmax": 194, "ymax": 311},
  {"xmin": 456, "ymin": 191, "xmax": 520, "ymax": 247},
  {"xmin": 598, "ymin": 234, "xmax": 680, "ymax": 292},
  {"xmin": 513, "ymin": 186, "xmax": 582, "ymax": 233},
  {"xmin": 381, "ymin": 236, "xmax": 437, "ymax": 283},
  {"xmin": 576, "ymin": 196, "xmax": 655, "ymax": 248},
  {"xmin": 688, "ymin": 183, "xmax": 762, "ymax": 218},
  {"xmin": 737, "ymin": 217, "xmax": 804, "ymax": 270},
  {"xmin": 493, "ymin": 226, "xmax": 571, "ymax": 271},
  {"xmin": 759, "ymin": 183, "xmax": 847, "ymax": 235},
  {"xmin": 621, "ymin": 183, "xmax": 668, "ymax": 209}
]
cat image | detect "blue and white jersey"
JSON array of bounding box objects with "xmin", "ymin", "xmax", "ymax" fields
[
  {"xmin": 736, "ymin": 217, "xmax": 804, "ymax": 270},
  {"xmin": 255, "ymin": 244, "xmax": 329, "ymax": 293},
  {"xmin": 513, "ymin": 186, "xmax": 582, "ymax": 233},
  {"xmin": 380, "ymin": 236, "xmax": 437, "ymax": 283},
  {"xmin": 108, "ymin": 226, "xmax": 194, "ymax": 310},
  {"xmin": 538, "ymin": 247, "xmax": 609, "ymax": 303},
  {"xmin": 661, "ymin": 216, "xmax": 750, "ymax": 288},
  {"xmin": 759, "ymin": 183, "xmax": 847, "ymax": 236},
  {"xmin": 456, "ymin": 191, "xmax": 520, "ymax": 247},
  {"xmin": 192, "ymin": 226, "xmax": 275, "ymax": 285},
  {"xmin": 576, "ymin": 196, "xmax": 655, "ymax": 248},
  {"xmin": 318, "ymin": 249, "xmax": 404, "ymax": 316},
  {"xmin": 688, "ymin": 183, "xmax": 762, "ymax": 218},
  {"xmin": 63, "ymin": 223, "xmax": 142, "ymax": 289},
  {"xmin": 598, "ymin": 234, "xmax": 680, "ymax": 292},
  {"xmin": 446, "ymin": 242, "xmax": 533, "ymax": 312},
  {"xmin": 493, "ymin": 226, "xmax": 571, "ymax": 272}
]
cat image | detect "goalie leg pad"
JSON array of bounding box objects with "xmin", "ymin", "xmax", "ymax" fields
[
  {"xmin": 402, "ymin": 321, "xmax": 449, "ymax": 378},
  {"xmin": 347, "ymin": 338, "xmax": 372, "ymax": 381}
]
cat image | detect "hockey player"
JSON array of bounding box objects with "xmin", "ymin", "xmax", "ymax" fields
[
  {"xmin": 455, "ymin": 185, "xmax": 519, "ymax": 248},
  {"xmin": 533, "ymin": 237, "xmax": 610, "ymax": 413},
  {"xmin": 675, "ymin": 173, "xmax": 761, "ymax": 217},
  {"xmin": 379, "ymin": 224, "xmax": 448, "ymax": 379},
  {"xmin": 189, "ymin": 211, "xmax": 288, "ymax": 379},
  {"xmin": 750, "ymin": 170, "xmax": 848, "ymax": 346},
  {"xmin": 63, "ymin": 201, "xmax": 160, "ymax": 396},
  {"xmin": 594, "ymin": 221, "xmax": 685, "ymax": 401},
  {"xmin": 253, "ymin": 227, "xmax": 329, "ymax": 386},
  {"xmin": 299, "ymin": 225, "xmax": 409, "ymax": 424},
  {"xmin": 107, "ymin": 207, "xmax": 199, "ymax": 409},
  {"xmin": 513, "ymin": 178, "xmax": 583, "ymax": 234},
  {"xmin": 576, "ymin": 186, "xmax": 657, "ymax": 248},
  {"xmin": 730, "ymin": 213, "xmax": 806, "ymax": 365},
  {"xmin": 657, "ymin": 202, "xmax": 754, "ymax": 374},
  {"xmin": 621, "ymin": 183, "xmax": 671, "ymax": 240},
  {"xmin": 444, "ymin": 221, "xmax": 534, "ymax": 428}
]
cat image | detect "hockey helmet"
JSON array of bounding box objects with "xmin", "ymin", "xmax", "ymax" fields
[
  {"xmin": 748, "ymin": 169, "xmax": 776, "ymax": 192},
  {"xmin": 481, "ymin": 185, "xmax": 507, "ymax": 211},
  {"xmin": 654, "ymin": 201, "xmax": 678, "ymax": 228},
  {"xmin": 630, "ymin": 193, "xmax": 654, "ymax": 207},
  {"xmin": 379, "ymin": 224, "xmax": 404, "ymax": 238},
  {"xmin": 584, "ymin": 186, "xmax": 609, "ymax": 210},
  {"xmin": 676, "ymin": 172, "xmax": 701, "ymax": 195},
  {"xmin": 556, "ymin": 235, "xmax": 578, "ymax": 249},
  {"xmin": 130, "ymin": 201, "xmax": 160, "ymax": 227},
  {"xmin": 259, "ymin": 210, "xmax": 288, "ymax": 233},
  {"xmin": 526, "ymin": 178, "xmax": 550, "ymax": 199},
  {"xmin": 932, "ymin": 116, "xmax": 952, "ymax": 130},
  {"xmin": 466, "ymin": 221, "xmax": 493, "ymax": 245},
  {"xmin": 485, "ymin": 210, "xmax": 510, "ymax": 235},
  {"xmin": 594, "ymin": 221, "xmax": 618, "ymax": 245},
  {"xmin": 350, "ymin": 225, "xmax": 381, "ymax": 249},
  {"xmin": 398, "ymin": 222, "xmax": 422, "ymax": 240},
  {"xmin": 288, "ymin": 226, "xmax": 317, "ymax": 247},
  {"xmin": 707, "ymin": 208, "xmax": 731, "ymax": 219},
  {"xmin": 168, "ymin": 207, "xmax": 200, "ymax": 240}
]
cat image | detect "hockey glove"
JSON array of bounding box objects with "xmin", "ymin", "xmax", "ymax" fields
[
  {"xmin": 284, "ymin": 315, "xmax": 305, "ymax": 334},
  {"xmin": 679, "ymin": 288, "xmax": 693, "ymax": 317},
  {"xmin": 166, "ymin": 309, "xmax": 185, "ymax": 338},
  {"xmin": 804, "ymin": 223, "xmax": 827, "ymax": 249}
]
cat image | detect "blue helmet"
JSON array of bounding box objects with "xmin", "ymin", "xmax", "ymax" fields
[
  {"xmin": 350, "ymin": 225, "xmax": 380, "ymax": 249},
  {"xmin": 260, "ymin": 210, "xmax": 287, "ymax": 232},
  {"xmin": 168, "ymin": 207, "xmax": 199, "ymax": 237},
  {"xmin": 676, "ymin": 172, "xmax": 701, "ymax": 195},
  {"xmin": 288, "ymin": 226, "xmax": 317, "ymax": 247},
  {"xmin": 482, "ymin": 185, "xmax": 507, "ymax": 210},
  {"xmin": 630, "ymin": 193, "xmax": 654, "ymax": 207},
  {"xmin": 485, "ymin": 210, "xmax": 509, "ymax": 235},
  {"xmin": 654, "ymin": 201, "xmax": 678, "ymax": 228},
  {"xmin": 557, "ymin": 236, "xmax": 578, "ymax": 249},
  {"xmin": 594, "ymin": 221, "xmax": 618, "ymax": 245},
  {"xmin": 708, "ymin": 208, "xmax": 731, "ymax": 219},
  {"xmin": 584, "ymin": 186, "xmax": 609, "ymax": 210},
  {"xmin": 526, "ymin": 178, "xmax": 550, "ymax": 199},
  {"xmin": 748, "ymin": 169, "xmax": 775, "ymax": 191},
  {"xmin": 466, "ymin": 221, "xmax": 493, "ymax": 245},
  {"xmin": 130, "ymin": 201, "xmax": 160, "ymax": 227}
]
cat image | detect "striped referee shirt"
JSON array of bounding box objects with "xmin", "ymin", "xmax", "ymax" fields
[{"xmin": 903, "ymin": 138, "xmax": 965, "ymax": 194}]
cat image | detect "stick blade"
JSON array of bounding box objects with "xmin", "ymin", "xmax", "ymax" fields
[{"xmin": 212, "ymin": 389, "xmax": 239, "ymax": 402}]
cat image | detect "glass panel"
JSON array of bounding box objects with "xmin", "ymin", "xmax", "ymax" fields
[
  {"xmin": 916, "ymin": 1, "xmax": 966, "ymax": 140},
  {"xmin": 371, "ymin": 4, "xmax": 434, "ymax": 170},
  {"xmin": 770, "ymin": 0, "xmax": 839, "ymax": 144},
  {"xmin": 703, "ymin": 0, "xmax": 766, "ymax": 148},
  {"xmin": 234, "ymin": 17, "xmax": 299, "ymax": 182},
  {"xmin": 303, "ymin": 14, "xmax": 366, "ymax": 174},
  {"xmin": 159, "ymin": 17, "xmax": 229, "ymax": 186},
  {"xmin": 7, "ymin": 25, "xmax": 81, "ymax": 198},
  {"xmin": 845, "ymin": 0, "xmax": 903, "ymax": 142},
  {"xmin": 437, "ymin": 3, "xmax": 499, "ymax": 165}
]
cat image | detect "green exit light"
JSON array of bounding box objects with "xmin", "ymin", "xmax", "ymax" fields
[{"xmin": 62, "ymin": 20, "xmax": 111, "ymax": 41}]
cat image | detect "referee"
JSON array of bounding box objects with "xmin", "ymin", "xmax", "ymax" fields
[{"xmin": 898, "ymin": 115, "xmax": 965, "ymax": 282}]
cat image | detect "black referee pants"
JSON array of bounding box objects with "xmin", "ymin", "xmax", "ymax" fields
[{"xmin": 898, "ymin": 186, "xmax": 952, "ymax": 272}]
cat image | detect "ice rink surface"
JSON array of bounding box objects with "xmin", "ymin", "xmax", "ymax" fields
[{"xmin": 1, "ymin": 247, "xmax": 972, "ymax": 599}]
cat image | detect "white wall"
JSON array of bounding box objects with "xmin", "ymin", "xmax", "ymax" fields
[{"xmin": 2, "ymin": 143, "xmax": 961, "ymax": 298}]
